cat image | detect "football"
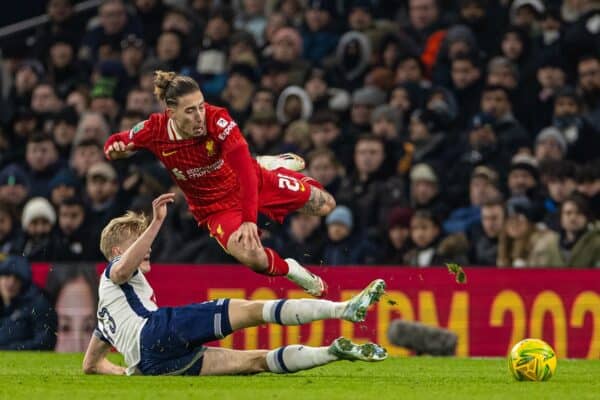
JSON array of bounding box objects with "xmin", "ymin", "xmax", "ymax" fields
[{"xmin": 508, "ymin": 338, "xmax": 557, "ymax": 381}]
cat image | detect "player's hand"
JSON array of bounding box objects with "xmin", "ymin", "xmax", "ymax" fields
[
  {"xmin": 152, "ymin": 193, "xmax": 175, "ymax": 223},
  {"xmin": 105, "ymin": 141, "xmax": 135, "ymax": 160},
  {"xmin": 231, "ymin": 222, "xmax": 262, "ymax": 251}
]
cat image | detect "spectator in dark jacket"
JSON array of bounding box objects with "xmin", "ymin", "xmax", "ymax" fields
[
  {"xmin": 381, "ymin": 207, "xmax": 414, "ymax": 265},
  {"xmin": 24, "ymin": 133, "xmax": 63, "ymax": 198},
  {"xmin": 450, "ymin": 53, "xmax": 484, "ymax": 129},
  {"xmin": 321, "ymin": 206, "xmax": 378, "ymax": 265},
  {"xmin": 79, "ymin": 0, "xmax": 143, "ymax": 64},
  {"xmin": 468, "ymin": 196, "xmax": 506, "ymax": 265},
  {"xmin": 84, "ymin": 161, "xmax": 131, "ymax": 260},
  {"xmin": 336, "ymin": 136, "xmax": 407, "ymax": 238},
  {"xmin": 301, "ymin": 1, "xmax": 339, "ymax": 66},
  {"xmin": 444, "ymin": 165, "xmax": 500, "ymax": 234},
  {"xmin": 540, "ymin": 160, "xmax": 577, "ymax": 231},
  {"xmin": 551, "ymin": 86, "xmax": 600, "ymax": 163},
  {"xmin": 0, "ymin": 202, "xmax": 24, "ymax": 256},
  {"xmin": 309, "ymin": 111, "xmax": 355, "ymax": 171},
  {"xmin": 0, "ymin": 256, "xmax": 57, "ymax": 350},
  {"xmin": 480, "ymin": 85, "xmax": 530, "ymax": 150},
  {"xmin": 53, "ymin": 197, "xmax": 95, "ymax": 261},
  {"xmin": 575, "ymin": 161, "xmax": 600, "ymax": 221},
  {"xmin": 404, "ymin": 209, "xmax": 470, "ymax": 267},
  {"xmin": 306, "ymin": 149, "xmax": 344, "ymax": 196},
  {"xmin": 275, "ymin": 213, "xmax": 324, "ymax": 266},
  {"xmin": 575, "ymin": 55, "xmax": 600, "ymax": 126}
]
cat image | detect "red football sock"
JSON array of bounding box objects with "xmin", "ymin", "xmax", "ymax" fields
[{"xmin": 263, "ymin": 248, "xmax": 289, "ymax": 276}]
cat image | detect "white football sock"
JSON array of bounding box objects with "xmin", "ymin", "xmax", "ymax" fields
[
  {"xmin": 262, "ymin": 299, "xmax": 347, "ymax": 325},
  {"xmin": 266, "ymin": 345, "xmax": 337, "ymax": 373}
]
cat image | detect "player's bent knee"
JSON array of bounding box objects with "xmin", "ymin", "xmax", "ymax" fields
[
  {"xmin": 233, "ymin": 248, "xmax": 268, "ymax": 272},
  {"xmin": 319, "ymin": 192, "xmax": 336, "ymax": 216}
]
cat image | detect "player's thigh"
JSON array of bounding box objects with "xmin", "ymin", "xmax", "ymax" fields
[
  {"xmin": 200, "ymin": 347, "xmax": 268, "ymax": 375},
  {"xmin": 205, "ymin": 209, "xmax": 242, "ymax": 251},
  {"xmin": 227, "ymin": 299, "xmax": 266, "ymax": 330},
  {"xmin": 258, "ymin": 167, "xmax": 312, "ymax": 222}
]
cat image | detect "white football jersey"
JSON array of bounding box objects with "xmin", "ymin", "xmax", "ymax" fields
[{"xmin": 96, "ymin": 257, "xmax": 158, "ymax": 375}]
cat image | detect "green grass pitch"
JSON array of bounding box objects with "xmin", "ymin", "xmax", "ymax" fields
[{"xmin": 2, "ymin": 352, "xmax": 599, "ymax": 400}]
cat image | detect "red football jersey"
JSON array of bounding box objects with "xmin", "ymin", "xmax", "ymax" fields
[{"xmin": 108, "ymin": 104, "xmax": 259, "ymax": 222}]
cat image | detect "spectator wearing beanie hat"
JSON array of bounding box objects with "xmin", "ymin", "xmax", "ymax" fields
[
  {"xmin": 370, "ymin": 105, "xmax": 410, "ymax": 175},
  {"xmin": 409, "ymin": 163, "xmax": 450, "ymax": 219},
  {"xmin": 408, "ymin": 109, "xmax": 450, "ymax": 169},
  {"xmin": 0, "ymin": 164, "xmax": 30, "ymax": 209},
  {"xmin": 508, "ymin": 154, "xmax": 547, "ymax": 222},
  {"xmin": 49, "ymin": 168, "xmax": 80, "ymax": 207},
  {"xmin": 508, "ymin": 154, "xmax": 539, "ymax": 197},
  {"xmin": 321, "ymin": 206, "xmax": 379, "ymax": 265},
  {"xmin": 348, "ymin": 86, "xmax": 387, "ymax": 137},
  {"xmin": 535, "ymin": 126, "xmax": 567, "ymax": 162},
  {"xmin": 16, "ymin": 197, "xmax": 58, "ymax": 261},
  {"xmin": 381, "ymin": 207, "xmax": 414, "ymax": 265}
]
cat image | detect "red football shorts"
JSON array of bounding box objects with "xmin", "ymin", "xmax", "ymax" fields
[{"xmin": 204, "ymin": 167, "xmax": 317, "ymax": 249}]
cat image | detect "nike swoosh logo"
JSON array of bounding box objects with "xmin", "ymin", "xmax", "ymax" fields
[{"xmin": 162, "ymin": 150, "xmax": 177, "ymax": 157}]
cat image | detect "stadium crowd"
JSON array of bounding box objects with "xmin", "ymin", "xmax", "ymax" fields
[{"xmin": 0, "ymin": 0, "xmax": 598, "ymax": 271}]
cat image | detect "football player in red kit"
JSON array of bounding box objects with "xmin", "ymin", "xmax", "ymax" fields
[{"xmin": 104, "ymin": 71, "xmax": 334, "ymax": 297}]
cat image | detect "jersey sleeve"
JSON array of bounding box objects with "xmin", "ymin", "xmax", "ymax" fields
[
  {"xmin": 104, "ymin": 114, "xmax": 158, "ymax": 155},
  {"xmin": 206, "ymin": 106, "xmax": 248, "ymax": 154}
]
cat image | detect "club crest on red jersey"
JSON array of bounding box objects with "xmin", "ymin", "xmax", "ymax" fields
[{"xmin": 205, "ymin": 139, "xmax": 216, "ymax": 157}]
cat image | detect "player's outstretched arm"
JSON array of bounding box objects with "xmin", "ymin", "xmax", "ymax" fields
[
  {"xmin": 104, "ymin": 131, "xmax": 136, "ymax": 160},
  {"xmin": 82, "ymin": 335, "xmax": 125, "ymax": 375},
  {"xmin": 109, "ymin": 193, "xmax": 175, "ymax": 284}
]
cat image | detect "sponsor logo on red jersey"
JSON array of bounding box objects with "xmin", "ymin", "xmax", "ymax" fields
[
  {"xmin": 218, "ymin": 121, "xmax": 237, "ymax": 140},
  {"xmin": 216, "ymin": 118, "xmax": 228, "ymax": 128}
]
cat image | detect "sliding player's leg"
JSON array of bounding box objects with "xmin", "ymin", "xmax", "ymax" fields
[
  {"xmin": 199, "ymin": 337, "xmax": 387, "ymax": 376},
  {"xmin": 226, "ymin": 279, "xmax": 386, "ymax": 330},
  {"xmin": 206, "ymin": 209, "xmax": 327, "ymax": 297}
]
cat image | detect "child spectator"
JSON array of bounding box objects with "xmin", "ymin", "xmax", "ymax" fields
[{"xmin": 322, "ymin": 206, "xmax": 378, "ymax": 265}]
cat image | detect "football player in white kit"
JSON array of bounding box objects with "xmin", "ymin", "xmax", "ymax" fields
[{"xmin": 82, "ymin": 193, "xmax": 388, "ymax": 376}]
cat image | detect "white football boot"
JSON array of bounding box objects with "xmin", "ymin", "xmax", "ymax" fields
[
  {"xmin": 257, "ymin": 153, "xmax": 306, "ymax": 172},
  {"xmin": 285, "ymin": 258, "xmax": 327, "ymax": 297},
  {"xmin": 328, "ymin": 337, "xmax": 388, "ymax": 362}
]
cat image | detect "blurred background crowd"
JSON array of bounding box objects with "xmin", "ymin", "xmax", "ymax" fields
[{"xmin": 0, "ymin": 0, "xmax": 598, "ymax": 270}]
